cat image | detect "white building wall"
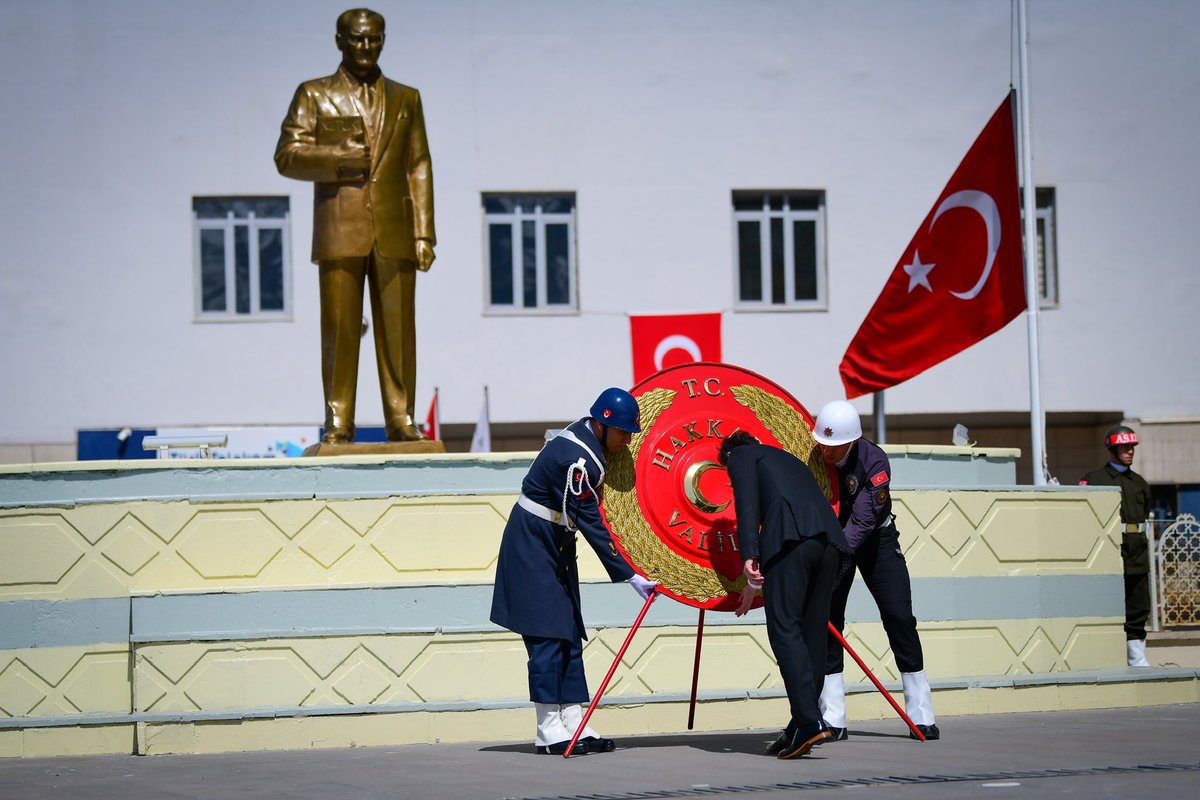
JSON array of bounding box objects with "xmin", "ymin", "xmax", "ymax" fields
[{"xmin": 1, "ymin": 0, "xmax": 1197, "ymax": 444}]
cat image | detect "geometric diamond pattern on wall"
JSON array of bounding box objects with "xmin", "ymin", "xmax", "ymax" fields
[
  {"xmin": 294, "ymin": 509, "xmax": 358, "ymax": 569},
  {"xmin": 134, "ymin": 628, "xmax": 795, "ymax": 715},
  {"xmin": 1, "ymin": 489, "xmax": 1120, "ymax": 602},
  {"xmin": 0, "ymin": 495, "xmax": 520, "ymax": 601},
  {"xmin": 0, "ymin": 669, "xmax": 46, "ymax": 717},
  {"xmin": 0, "ymin": 514, "xmax": 85, "ymax": 588},
  {"xmin": 870, "ymin": 616, "xmax": 1125, "ymax": 682},
  {"xmin": 174, "ymin": 510, "xmax": 284, "ymax": 580},
  {"xmin": 125, "ymin": 616, "xmax": 1123, "ymax": 721},
  {"xmin": 330, "ymin": 647, "xmax": 396, "ymax": 705},
  {"xmin": 372, "ymin": 502, "xmax": 506, "ymax": 574},
  {"xmin": 980, "ymin": 501, "xmax": 1111, "ymax": 570},
  {"xmin": 925, "ymin": 505, "xmax": 977, "ymax": 561},
  {"xmin": 616, "ymin": 628, "xmax": 778, "ymax": 695},
  {"xmin": 0, "ymin": 647, "xmax": 130, "ymax": 718},
  {"xmin": 400, "ymin": 638, "xmax": 516, "ymax": 703},
  {"xmin": 100, "ymin": 514, "xmax": 161, "ymax": 576},
  {"xmin": 184, "ymin": 648, "xmax": 316, "ymax": 710}
]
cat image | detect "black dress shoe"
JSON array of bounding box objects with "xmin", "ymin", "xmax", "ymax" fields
[
  {"xmin": 765, "ymin": 729, "xmax": 790, "ymax": 754},
  {"xmin": 910, "ymin": 723, "xmax": 940, "ymax": 741},
  {"xmin": 824, "ymin": 726, "xmax": 848, "ymax": 742},
  {"xmin": 534, "ymin": 740, "xmax": 586, "ymax": 755},
  {"xmin": 581, "ymin": 736, "xmax": 616, "ymax": 753},
  {"xmin": 778, "ymin": 723, "xmax": 832, "ymax": 759}
]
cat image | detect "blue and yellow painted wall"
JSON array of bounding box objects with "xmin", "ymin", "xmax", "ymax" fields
[{"xmin": 1, "ymin": 448, "xmax": 1195, "ymax": 757}]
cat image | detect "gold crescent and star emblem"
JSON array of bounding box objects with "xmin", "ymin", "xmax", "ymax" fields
[
  {"xmin": 602, "ymin": 363, "xmax": 838, "ymax": 611},
  {"xmin": 682, "ymin": 460, "xmax": 730, "ymax": 515}
]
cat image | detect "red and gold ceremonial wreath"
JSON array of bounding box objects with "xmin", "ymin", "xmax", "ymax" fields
[{"xmin": 602, "ymin": 363, "xmax": 837, "ymax": 612}]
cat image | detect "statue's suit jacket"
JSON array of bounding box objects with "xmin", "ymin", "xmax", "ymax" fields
[{"xmin": 275, "ymin": 68, "xmax": 435, "ymax": 264}]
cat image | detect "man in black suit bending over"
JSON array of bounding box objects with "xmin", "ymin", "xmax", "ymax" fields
[{"xmin": 720, "ymin": 430, "xmax": 851, "ymax": 760}]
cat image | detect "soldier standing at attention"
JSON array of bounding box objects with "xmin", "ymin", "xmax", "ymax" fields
[{"xmin": 1080, "ymin": 425, "xmax": 1153, "ymax": 667}]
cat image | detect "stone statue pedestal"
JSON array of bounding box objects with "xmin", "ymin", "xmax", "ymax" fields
[{"xmin": 301, "ymin": 440, "xmax": 446, "ymax": 457}]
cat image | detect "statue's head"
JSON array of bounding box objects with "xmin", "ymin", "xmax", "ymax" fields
[{"xmin": 336, "ymin": 8, "xmax": 386, "ymax": 79}]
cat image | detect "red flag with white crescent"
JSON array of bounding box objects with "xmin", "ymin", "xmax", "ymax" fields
[
  {"xmin": 839, "ymin": 93, "xmax": 1027, "ymax": 399},
  {"xmin": 630, "ymin": 313, "xmax": 722, "ymax": 384}
]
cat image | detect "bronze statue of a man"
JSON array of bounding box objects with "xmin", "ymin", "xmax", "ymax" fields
[{"xmin": 276, "ymin": 7, "xmax": 435, "ymax": 443}]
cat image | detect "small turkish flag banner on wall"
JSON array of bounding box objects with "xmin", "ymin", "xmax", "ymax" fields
[
  {"xmin": 839, "ymin": 92, "xmax": 1027, "ymax": 399},
  {"xmin": 630, "ymin": 313, "xmax": 722, "ymax": 384}
]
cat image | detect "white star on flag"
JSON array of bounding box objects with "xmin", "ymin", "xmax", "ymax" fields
[{"xmin": 903, "ymin": 252, "xmax": 936, "ymax": 292}]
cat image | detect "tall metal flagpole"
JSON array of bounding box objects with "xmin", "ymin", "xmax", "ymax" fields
[
  {"xmin": 1017, "ymin": 0, "xmax": 1047, "ymax": 485},
  {"xmin": 873, "ymin": 391, "xmax": 886, "ymax": 444}
]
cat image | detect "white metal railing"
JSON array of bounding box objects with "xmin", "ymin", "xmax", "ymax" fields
[
  {"xmin": 142, "ymin": 434, "xmax": 228, "ymax": 460},
  {"xmin": 1150, "ymin": 513, "xmax": 1200, "ymax": 629}
]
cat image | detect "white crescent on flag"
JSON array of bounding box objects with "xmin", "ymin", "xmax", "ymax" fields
[
  {"xmin": 929, "ymin": 189, "xmax": 1002, "ymax": 301},
  {"xmin": 653, "ymin": 334, "xmax": 703, "ymax": 370}
]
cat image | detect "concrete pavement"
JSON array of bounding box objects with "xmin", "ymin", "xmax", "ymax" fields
[{"xmin": 2, "ymin": 703, "xmax": 1198, "ymax": 799}]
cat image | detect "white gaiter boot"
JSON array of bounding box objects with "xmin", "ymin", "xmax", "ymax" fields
[
  {"xmin": 1127, "ymin": 639, "xmax": 1151, "ymax": 668},
  {"xmin": 901, "ymin": 670, "xmax": 935, "ymax": 726},
  {"xmin": 560, "ymin": 703, "xmax": 599, "ymax": 740},
  {"xmin": 534, "ymin": 702, "xmax": 570, "ymax": 747},
  {"xmin": 819, "ymin": 672, "xmax": 847, "ymax": 728}
]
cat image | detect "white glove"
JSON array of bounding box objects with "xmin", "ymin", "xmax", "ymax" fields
[{"xmin": 627, "ymin": 573, "xmax": 658, "ymax": 600}]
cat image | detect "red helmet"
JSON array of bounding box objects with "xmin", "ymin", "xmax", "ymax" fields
[{"xmin": 1104, "ymin": 424, "xmax": 1138, "ymax": 448}]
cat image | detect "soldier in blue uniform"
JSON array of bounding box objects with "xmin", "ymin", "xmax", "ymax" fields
[
  {"xmin": 490, "ymin": 388, "xmax": 658, "ymax": 755},
  {"xmin": 812, "ymin": 400, "xmax": 939, "ymax": 741}
]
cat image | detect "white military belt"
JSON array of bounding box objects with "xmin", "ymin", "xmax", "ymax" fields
[
  {"xmin": 1123, "ymin": 522, "xmax": 1146, "ymax": 533},
  {"xmin": 517, "ymin": 494, "xmax": 575, "ymax": 529}
]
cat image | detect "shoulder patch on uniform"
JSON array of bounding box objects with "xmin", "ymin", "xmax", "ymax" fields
[
  {"xmin": 875, "ymin": 488, "xmax": 889, "ymax": 506},
  {"xmin": 870, "ymin": 470, "xmax": 889, "ymax": 487}
]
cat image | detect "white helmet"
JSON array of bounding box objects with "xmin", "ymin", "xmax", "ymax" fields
[{"xmin": 812, "ymin": 400, "xmax": 862, "ymax": 446}]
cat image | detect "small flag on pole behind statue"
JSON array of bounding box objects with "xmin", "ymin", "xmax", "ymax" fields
[
  {"xmin": 423, "ymin": 388, "xmax": 439, "ymax": 441},
  {"xmin": 470, "ymin": 387, "xmax": 491, "ymax": 453}
]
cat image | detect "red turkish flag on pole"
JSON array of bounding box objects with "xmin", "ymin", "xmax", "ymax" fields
[
  {"xmin": 839, "ymin": 93, "xmax": 1027, "ymax": 399},
  {"xmin": 630, "ymin": 313, "xmax": 722, "ymax": 384}
]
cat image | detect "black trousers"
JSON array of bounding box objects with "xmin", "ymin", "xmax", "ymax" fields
[
  {"xmin": 1124, "ymin": 571, "xmax": 1151, "ymax": 640},
  {"xmin": 763, "ymin": 536, "xmax": 840, "ymax": 731},
  {"xmin": 523, "ymin": 635, "xmax": 590, "ymax": 705},
  {"xmin": 825, "ymin": 525, "xmax": 925, "ymax": 675}
]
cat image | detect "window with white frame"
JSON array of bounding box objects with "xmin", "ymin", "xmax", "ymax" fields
[
  {"xmin": 193, "ymin": 197, "xmax": 291, "ymax": 320},
  {"xmin": 733, "ymin": 191, "xmax": 826, "ymax": 309},
  {"xmin": 483, "ymin": 193, "xmax": 577, "ymax": 312},
  {"xmin": 1034, "ymin": 187, "xmax": 1058, "ymax": 307}
]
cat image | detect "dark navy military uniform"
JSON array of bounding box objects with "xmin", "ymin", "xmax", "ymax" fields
[
  {"xmin": 728, "ymin": 443, "xmax": 851, "ymax": 733},
  {"xmin": 490, "ymin": 418, "xmax": 634, "ymax": 704},
  {"xmin": 825, "ymin": 438, "xmax": 925, "ymax": 676},
  {"xmin": 1080, "ymin": 462, "xmax": 1151, "ymax": 640}
]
